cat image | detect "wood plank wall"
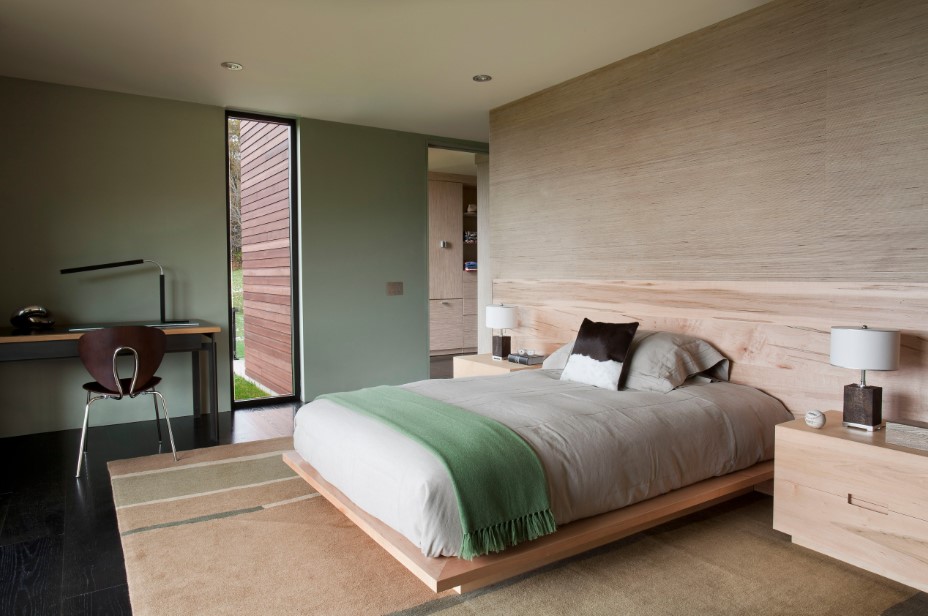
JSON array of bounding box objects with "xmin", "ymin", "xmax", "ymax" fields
[
  {"xmin": 240, "ymin": 120, "xmax": 293, "ymax": 395},
  {"xmin": 494, "ymin": 279, "xmax": 928, "ymax": 425},
  {"xmin": 489, "ymin": 0, "xmax": 928, "ymax": 282}
]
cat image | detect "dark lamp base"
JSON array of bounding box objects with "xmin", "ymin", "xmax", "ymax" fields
[
  {"xmin": 842, "ymin": 383, "xmax": 883, "ymax": 431},
  {"xmin": 492, "ymin": 335, "xmax": 511, "ymax": 361}
]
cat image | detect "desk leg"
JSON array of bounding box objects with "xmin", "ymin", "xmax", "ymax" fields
[
  {"xmin": 191, "ymin": 350, "xmax": 202, "ymax": 417},
  {"xmin": 208, "ymin": 336, "xmax": 219, "ymax": 442}
]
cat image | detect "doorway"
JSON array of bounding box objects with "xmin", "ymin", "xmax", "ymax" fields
[
  {"xmin": 226, "ymin": 112, "xmax": 299, "ymax": 405},
  {"xmin": 426, "ymin": 148, "xmax": 482, "ymax": 378}
]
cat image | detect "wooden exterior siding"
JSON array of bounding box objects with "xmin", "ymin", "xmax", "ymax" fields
[{"xmin": 240, "ymin": 120, "xmax": 293, "ymax": 395}]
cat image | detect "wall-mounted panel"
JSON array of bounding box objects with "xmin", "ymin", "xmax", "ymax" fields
[{"xmin": 489, "ymin": 0, "xmax": 928, "ymax": 282}]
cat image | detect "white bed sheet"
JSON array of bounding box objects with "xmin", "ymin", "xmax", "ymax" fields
[{"xmin": 293, "ymin": 369, "xmax": 791, "ymax": 557}]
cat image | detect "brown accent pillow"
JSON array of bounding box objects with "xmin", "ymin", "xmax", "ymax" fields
[{"xmin": 559, "ymin": 319, "xmax": 639, "ymax": 389}]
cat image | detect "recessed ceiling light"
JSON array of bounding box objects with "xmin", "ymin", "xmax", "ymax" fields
[
  {"xmin": 221, "ymin": 62, "xmax": 244, "ymax": 71},
  {"xmin": 472, "ymin": 74, "xmax": 492, "ymax": 82}
]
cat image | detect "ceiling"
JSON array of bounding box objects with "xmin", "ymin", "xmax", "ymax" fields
[{"xmin": 0, "ymin": 0, "xmax": 768, "ymax": 142}]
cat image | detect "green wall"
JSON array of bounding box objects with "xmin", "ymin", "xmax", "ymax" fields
[
  {"xmin": 297, "ymin": 119, "xmax": 431, "ymax": 397},
  {"xmin": 0, "ymin": 77, "xmax": 230, "ymax": 437},
  {"xmin": 0, "ymin": 76, "xmax": 487, "ymax": 437}
]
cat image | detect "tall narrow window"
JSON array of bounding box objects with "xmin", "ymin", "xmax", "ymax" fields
[{"xmin": 227, "ymin": 113, "xmax": 298, "ymax": 404}]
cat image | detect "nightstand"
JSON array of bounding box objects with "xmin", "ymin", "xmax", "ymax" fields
[
  {"xmin": 452, "ymin": 353, "xmax": 543, "ymax": 378},
  {"xmin": 773, "ymin": 411, "xmax": 928, "ymax": 592}
]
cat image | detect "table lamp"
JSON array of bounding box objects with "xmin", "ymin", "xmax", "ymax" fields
[
  {"xmin": 486, "ymin": 304, "xmax": 516, "ymax": 360},
  {"xmin": 830, "ymin": 325, "xmax": 900, "ymax": 430}
]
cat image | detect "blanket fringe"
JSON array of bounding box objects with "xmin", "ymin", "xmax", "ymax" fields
[{"xmin": 460, "ymin": 509, "xmax": 557, "ymax": 560}]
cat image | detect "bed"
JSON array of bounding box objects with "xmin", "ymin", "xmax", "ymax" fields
[{"xmin": 285, "ymin": 322, "xmax": 793, "ymax": 592}]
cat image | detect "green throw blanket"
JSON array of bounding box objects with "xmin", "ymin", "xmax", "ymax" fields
[{"xmin": 319, "ymin": 385, "xmax": 556, "ymax": 559}]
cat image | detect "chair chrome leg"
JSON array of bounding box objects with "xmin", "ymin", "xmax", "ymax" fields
[
  {"xmin": 153, "ymin": 391, "xmax": 163, "ymax": 444},
  {"xmin": 153, "ymin": 390, "xmax": 178, "ymax": 462},
  {"xmin": 75, "ymin": 396, "xmax": 100, "ymax": 478}
]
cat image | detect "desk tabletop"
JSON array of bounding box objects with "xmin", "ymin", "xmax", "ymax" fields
[{"xmin": 0, "ymin": 321, "xmax": 221, "ymax": 343}]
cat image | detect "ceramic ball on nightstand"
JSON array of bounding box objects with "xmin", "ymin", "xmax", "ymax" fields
[{"xmin": 804, "ymin": 409, "xmax": 826, "ymax": 429}]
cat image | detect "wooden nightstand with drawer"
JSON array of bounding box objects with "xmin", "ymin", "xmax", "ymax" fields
[
  {"xmin": 773, "ymin": 411, "xmax": 928, "ymax": 592},
  {"xmin": 452, "ymin": 354, "xmax": 542, "ymax": 378}
]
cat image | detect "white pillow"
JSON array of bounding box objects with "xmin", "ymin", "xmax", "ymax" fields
[{"xmin": 541, "ymin": 342, "xmax": 573, "ymax": 370}]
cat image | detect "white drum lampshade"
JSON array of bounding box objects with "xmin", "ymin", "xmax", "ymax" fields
[
  {"xmin": 486, "ymin": 305, "xmax": 516, "ymax": 331},
  {"xmin": 830, "ymin": 325, "xmax": 900, "ymax": 430},
  {"xmin": 830, "ymin": 326, "xmax": 900, "ymax": 373},
  {"xmin": 486, "ymin": 304, "xmax": 516, "ymax": 360}
]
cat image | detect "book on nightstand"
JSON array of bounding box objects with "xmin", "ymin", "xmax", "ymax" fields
[
  {"xmin": 885, "ymin": 420, "xmax": 928, "ymax": 453},
  {"xmin": 508, "ymin": 353, "xmax": 545, "ymax": 365}
]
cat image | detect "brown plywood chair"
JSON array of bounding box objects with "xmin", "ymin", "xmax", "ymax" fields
[{"xmin": 75, "ymin": 325, "xmax": 178, "ymax": 477}]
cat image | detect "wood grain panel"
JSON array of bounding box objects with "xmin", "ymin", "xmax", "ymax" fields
[
  {"xmin": 240, "ymin": 119, "xmax": 293, "ymax": 395},
  {"xmin": 476, "ymin": 154, "xmax": 491, "ymax": 354},
  {"xmin": 775, "ymin": 419, "xmax": 928, "ymax": 523},
  {"xmin": 429, "ymin": 299, "xmax": 463, "ymax": 354},
  {"xmin": 773, "ymin": 414, "xmax": 928, "ymax": 592},
  {"xmin": 462, "ymin": 271, "xmax": 477, "ymax": 299},
  {"xmin": 775, "ymin": 480, "xmax": 928, "ymax": 593},
  {"xmin": 488, "ymin": 0, "xmax": 928, "ymax": 282},
  {"xmin": 452, "ymin": 354, "xmax": 538, "ymax": 378},
  {"xmin": 493, "ymin": 278, "xmax": 928, "ymax": 424},
  {"xmin": 462, "ymin": 316, "xmax": 477, "ymax": 350},
  {"xmin": 428, "ymin": 172, "xmax": 476, "ymax": 186},
  {"xmin": 428, "ymin": 181, "xmax": 463, "ymax": 299}
]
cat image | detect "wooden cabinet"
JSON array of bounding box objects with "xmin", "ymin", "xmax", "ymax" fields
[
  {"xmin": 428, "ymin": 180, "xmax": 463, "ymax": 300},
  {"xmin": 453, "ymin": 354, "xmax": 542, "ymax": 378},
  {"xmin": 773, "ymin": 411, "xmax": 928, "ymax": 592},
  {"xmin": 429, "ymin": 299, "xmax": 463, "ymax": 354},
  {"xmin": 428, "ymin": 177, "xmax": 478, "ymax": 355}
]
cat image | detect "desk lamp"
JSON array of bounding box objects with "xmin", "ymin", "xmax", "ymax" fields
[
  {"xmin": 61, "ymin": 259, "xmax": 187, "ymax": 324},
  {"xmin": 486, "ymin": 304, "xmax": 516, "ymax": 360},
  {"xmin": 830, "ymin": 325, "xmax": 900, "ymax": 430}
]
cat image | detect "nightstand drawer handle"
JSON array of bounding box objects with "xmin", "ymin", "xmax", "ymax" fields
[{"xmin": 847, "ymin": 494, "xmax": 889, "ymax": 515}]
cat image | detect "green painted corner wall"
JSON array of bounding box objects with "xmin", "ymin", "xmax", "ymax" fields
[
  {"xmin": 0, "ymin": 76, "xmax": 488, "ymax": 437},
  {"xmin": 0, "ymin": 77, "xmax": 230, "ymax": 437},
  {"xmin": 298, "ymin": 119, "xmax": 431, "ymax": 398}
]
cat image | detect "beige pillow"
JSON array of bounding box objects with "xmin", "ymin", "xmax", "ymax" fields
[
  {"xmin": 623, "ymin": 331, "xmax": 729, "ymax": 393},
  {"xmin": 542, "ymin": 341, "xmax": 574, "ymax": 370}
]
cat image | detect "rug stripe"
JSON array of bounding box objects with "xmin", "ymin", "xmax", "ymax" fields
[
  {"xmin": 112, "ymin": 455, "xmax": 296, "ymax": 507},
  {"xmin": 120, "ymin": 493, "xmax": 320, "ymax": 536},
  {"xmin": 110, "ymin": 449, "xmax": 291, "ymax": 478},
  {"xmin": 121, "ymin": 506, "xmax": 264, "ymax": 536},
  {"xmin": 114, "ymin": 476, "xmax": 304, "ymax": 510},
  {"xmin": 263, "ymin": 493, "xmax": 320, "ymax": 509}
]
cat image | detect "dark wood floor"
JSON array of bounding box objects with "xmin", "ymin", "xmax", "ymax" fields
[
  {"xmin": 0, "ymin": 402, "xmax": 299, "ymax": 616},
  {"xmin": 1, "ymin": 361, "xmax": 452, "ymax": 615}
]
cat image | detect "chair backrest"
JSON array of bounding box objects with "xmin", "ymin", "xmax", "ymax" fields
[{"xmin": 78, "ymin": 326, "xmax": 166, "ymax": 396}]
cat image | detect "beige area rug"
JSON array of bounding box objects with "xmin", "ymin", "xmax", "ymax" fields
[{"xmin": 110, "ymin": 440, "xmax": 927, "ymax": 616}]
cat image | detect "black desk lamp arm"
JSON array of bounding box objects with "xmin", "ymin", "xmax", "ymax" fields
[{"xmin": 60, "ymin": 259, "xmax": 184, "ymax": 324}]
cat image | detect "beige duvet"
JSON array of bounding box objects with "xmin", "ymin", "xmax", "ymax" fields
[{"xmin": 293, "ymin": 369, "xmax": 792, "ymax": 557}]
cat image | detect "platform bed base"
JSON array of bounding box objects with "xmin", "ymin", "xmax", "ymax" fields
[{"xmin": 283, "ymin": 451, "xmax": 773, "ymax": 594}]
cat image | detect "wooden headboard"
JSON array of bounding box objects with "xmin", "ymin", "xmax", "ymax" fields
[{"xmin": 493, "ymin": 279, "xmax": 928, "ymax": 424}]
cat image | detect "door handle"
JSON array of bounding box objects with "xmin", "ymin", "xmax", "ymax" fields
[{"xmin": 439, "ymin": 240, "xmax": 450, "ymax": 248}]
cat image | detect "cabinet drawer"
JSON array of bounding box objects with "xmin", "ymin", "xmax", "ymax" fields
[
  {"xmin": 774, "ymin": 479, "xmax": 928, "ymax": 592},
  {"xmin": 775, "ymin": 425, "xmax": 928, "ymax": 523},
  {"xmin": 430, "ymin": 299, "xmax": 462, "ymax": 352},
  {"xmin": 463, "ymin": 298, "xmax": 477, "ymax": 316},
  {"xmin": 462, "ymin": 271, "xmax": 477, "ymax": 299}
]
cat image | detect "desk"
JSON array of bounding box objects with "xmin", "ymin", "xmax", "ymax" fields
[{"xmin": 0, "ymin": 322, "xmax": 221, "ymax": 441}]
